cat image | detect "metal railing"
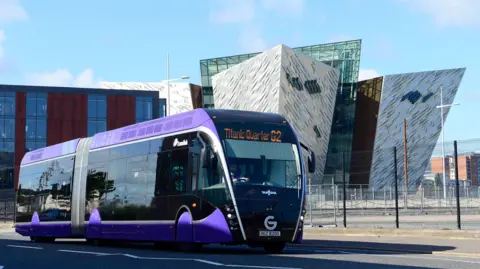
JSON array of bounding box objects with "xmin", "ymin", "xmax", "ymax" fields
[
  {"xmin": 0, "ymin": 199, "xmax": 15, "ymax": 223},
  {"xmin": 304, "ymin": 139, "xmax": 480, "ymax": 230}
]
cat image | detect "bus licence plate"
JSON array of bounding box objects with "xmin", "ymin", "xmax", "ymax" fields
[{"xmin": 259, "ymin": 231, "xmax": 281, "ymax": 237}]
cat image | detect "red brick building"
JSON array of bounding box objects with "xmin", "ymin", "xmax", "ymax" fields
[
  {"xmin": 431, "ymin": 153, "xmax": 480, "ymax": 186},
  {"xmin": 0, "ymin": 84, "xmax": 161, "ymax": 197}
]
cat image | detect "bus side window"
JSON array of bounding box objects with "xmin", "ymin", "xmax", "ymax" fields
[
  {"xmin": 190, "ymin": 153, "xmax": 199, "ymax": 192},
  {"xmin": 154, "ymin": 152, "xmax": 170, "ymax": 196},
  {"xmin": 155, "ymin": 149, "xmax": 188, "ymax": 195}
]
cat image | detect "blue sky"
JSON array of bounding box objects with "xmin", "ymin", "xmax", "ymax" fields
[{"xmin": 0, "ymin": 0, "xmax": 478, "ymax": 144}]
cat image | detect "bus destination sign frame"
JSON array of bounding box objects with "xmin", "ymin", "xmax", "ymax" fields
[{"xmin": 224, "ymin": 128, "xmax": 282, "ymax": 143}]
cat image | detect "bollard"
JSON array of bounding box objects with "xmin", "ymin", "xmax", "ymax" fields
[{"xmin": 454, "ymin": 141, "xmax": 461, "ymax": 230}]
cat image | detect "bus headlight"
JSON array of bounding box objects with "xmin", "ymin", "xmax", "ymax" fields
[{"xmin": 300, "ymin": 215, "xmax": 304, "ymax": 221}]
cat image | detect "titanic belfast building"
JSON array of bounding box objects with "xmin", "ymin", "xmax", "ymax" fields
[{"xmin": 200, "ymin": 40, "xmax": 466, "ymax": 189}]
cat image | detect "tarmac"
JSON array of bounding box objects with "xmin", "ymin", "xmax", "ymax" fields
[
  {"xmin": 302, "ymin": 227, "xmax": 480, "ymax": 258},
  {"xmin": 1, "ymin": 222, "xmax": 479, "ymax": 258}
]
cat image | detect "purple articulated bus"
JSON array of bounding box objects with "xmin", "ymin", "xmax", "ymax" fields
[{"xmin": 15, "ymin": 108, "xmax": 315, "ymax": 253}]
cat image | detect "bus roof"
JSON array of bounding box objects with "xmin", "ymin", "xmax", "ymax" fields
[
  {"xmin": 21, "ymin": 138, "xmax": 80, "ymax": 166},
  {"xmin": 90, "ymin": 108, "xmax": 212, "ymax": 150},
  {"xmin": 204, "ymin": 109, "xmax": 287, "ymax": 124},
  {"xmin": 20, "ymin": 109, "xmax": 289, "ymax": 165}
]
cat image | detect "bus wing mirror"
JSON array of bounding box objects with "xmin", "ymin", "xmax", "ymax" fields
[{"xmin": 308, "ymin": 151, "xmax": 316, "ymax": 174}]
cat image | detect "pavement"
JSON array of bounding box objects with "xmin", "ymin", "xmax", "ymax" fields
[
  {"xmin": 301, "ymin": 231, "xmax": 480, "ymax": 257},
  {"xmin": 303, "ymin": 226, "xmax": 480, "ymax": 240},
  {"xmin": 0, "ymin": 223, "xmax": 13, "ymax": 232},
  {"xmin": 309, "ymin": 213, "xmax": 480, "ymax": 229},
  {"xmin": 1, "ymin": 228, "xmax": 480, "ymax": 268}
]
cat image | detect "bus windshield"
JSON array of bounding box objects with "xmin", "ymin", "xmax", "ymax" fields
[{"xmin": 223, "ymin": 139, "xmax": 301, "ymax": 189}]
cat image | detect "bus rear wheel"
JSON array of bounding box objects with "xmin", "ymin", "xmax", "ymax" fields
[{"xmin": 263, "ymin": 243, "xmax": 286, "ymax": 254}]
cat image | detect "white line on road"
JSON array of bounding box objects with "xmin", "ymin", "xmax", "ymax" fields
[
  {"xmin": 194, "ymin": 259, "xmax": 224, "ymax": 266},
  {"xmin": 6, "ymin": 245, "xmax": 43, "ymax": 250},
  {"xmin": 55, "ymin": 248, "xmax": 302, "ymax": 268},
  {"xmin": 57, "ymin": 249, "xmax": 111, "ymax": 256},
  {"xmin": 338, "ymin": 250, "xmax": 480, "ymax": 265},
  {"xmin": 122, "ymin": 254, "xmax": 139, "ymax": 259}
]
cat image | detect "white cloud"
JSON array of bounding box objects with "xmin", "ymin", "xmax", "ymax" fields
[
  {"xmin": 210, "ymin": 0, "xmax": 306, "ymax": 52},
  {"xmin": 25, "ymin": 68, "xmax": 100, "ymax": 88},
  {"xmin": 238, "ymin": 25, "xmax": 269, "ymax": 52},
  {"xmin": 260, "ymin": 0, "xmax": 305, "ymax": 15},
  {"xmin": 399, "ymin": 0, "xmax": 480, "ymax": 27},
  {"xmin": 73, "ymin": 68, "xmax": 98, "ymax": 88},
  {"xmin": 0, "ymin": 0, "xmax": 28, "ymax": 74},
  {"xmin": 0, "ymin": 0, "xmax": 28, "ymax": 23},
  {"xmin": 209, "ymin": 0, "xmax": 256, "ymax": 23},
  {"xmin": 358, "ymin": 69, "xmax": 381, "ymax": 81}
]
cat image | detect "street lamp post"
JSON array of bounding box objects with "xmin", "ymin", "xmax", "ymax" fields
[
  {"xmin": 165, "ymin": 53, "xmax": 189, "ymax": 116},
  {"xmin": 436, "ymin": 85, "xmax": 460, "ymax": 203}
]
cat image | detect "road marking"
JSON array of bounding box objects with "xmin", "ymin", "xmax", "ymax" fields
[
  {"xmin": 194, "ymin": 259, "xmax": 224, "ymax": 266},
  {"xmin": 122, "ymin": 254, "xmax": 139, "ymax": 259},
  {"xmin": 6, "ymin": 245, "xmax": 43, "ymax": 250},
  {"xmin": 131, "ymin": 256, "xmax": 190, "ymax": 261},
  {"xmin": 55, "ymin": 249, "xmax": 302, "ymax": 268},
  {"xmin": 337, "ymin": 250, "xmax": 480, "ymax": 265},
  {"xmin": 57, "ymin": 249, "xmax": 111, "ymax": 256}
]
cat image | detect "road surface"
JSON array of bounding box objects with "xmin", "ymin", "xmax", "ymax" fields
[{"xmin": 0, "ymin": 231, "xmax": 479, "ymax": 268}]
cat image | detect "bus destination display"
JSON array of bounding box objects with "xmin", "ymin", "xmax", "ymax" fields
[{"xmin": 224, "ymin": 128, "xmax": 282, "ymax": 143}]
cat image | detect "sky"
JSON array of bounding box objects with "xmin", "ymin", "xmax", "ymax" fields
[{"xmin": 0, "ymin": 0, "xmax": 478, "ymax": 147}]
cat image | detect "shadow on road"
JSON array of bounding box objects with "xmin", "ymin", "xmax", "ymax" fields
[{"xmin": 301, "ymin": 239, "xmax": 456, "ymax": 254}]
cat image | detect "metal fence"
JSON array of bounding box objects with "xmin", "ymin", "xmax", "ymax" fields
[
  {"xmin": 2, "ymin": 138, "xmax": 480, "ymax": 230},
  {"xmin": 305, "ymin": 184, "xmax": 480, "ymax": 229},
  {"xmin": 0, "ymin": 199, "xmax": 15, "ymax": 223},
  {"xmin": 306, "ymin": 139, "xmax": 480, "ymax": 230}
]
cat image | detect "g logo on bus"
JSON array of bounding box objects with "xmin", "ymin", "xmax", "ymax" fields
[{"xmin": 264, "ymin": 216, "xmax": 277, "ymax": 231}]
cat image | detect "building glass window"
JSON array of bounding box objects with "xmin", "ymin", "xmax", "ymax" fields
[
  {"xmin": 0, "ymin": 92, "xmax": 15, "ymax": 189},
  {"xmin": 25, "ymin": 92, "xmax": 47, "ymax": 153},
  {"xmin": 199, "ymin": 40, "xmax": 363, "ymax": 183},
  {"xmin": 87, "ymin": 95, "xmax": 107, "ymax": 137},
  {"xmin": 136, "ymin": 96, "xmax": 153, "ymax": 123},
  {"xmin": 159, "ymin": 98, "xmax": 166, "ymax": 118}
]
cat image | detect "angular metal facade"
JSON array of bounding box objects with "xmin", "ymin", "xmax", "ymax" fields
[
  {"xmin": 370, "ymin": 68, "xmax": 466, "ymax": 189},
  {"xmin": 99, "ymin": 82, "xmax": 203, "ymax": 116},
  {"xmin": 200, "ymin": 40, "xmax": 362, "ymax": 184},
  {"xmin": 212, "ymin": 44, "xmax": 340, "ymax": 181}
]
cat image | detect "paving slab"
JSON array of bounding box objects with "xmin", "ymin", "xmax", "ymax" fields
[{"xmin": 301, "ymin": 232, "xmax": 480, "ymax": 257}]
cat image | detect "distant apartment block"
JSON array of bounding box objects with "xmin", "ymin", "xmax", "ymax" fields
[{"xmin": 431, "ymin": 153, "xmax": 480, "ymax": 186}]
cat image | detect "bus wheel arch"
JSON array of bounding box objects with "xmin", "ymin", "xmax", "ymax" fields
[{"xmin": 174, "ymin": 206, "xmax": 193, "ymax": 242}]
